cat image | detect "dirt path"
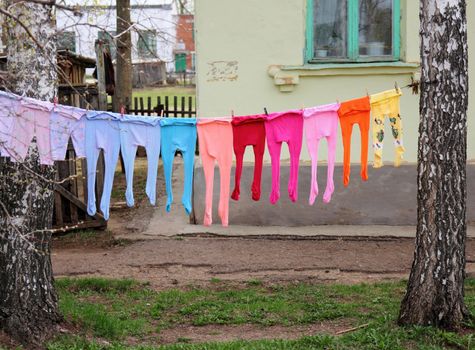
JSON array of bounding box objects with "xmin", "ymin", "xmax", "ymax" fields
[{"xmin": 52, "ymin": 235, "xmax": 475, "ymax": 289}]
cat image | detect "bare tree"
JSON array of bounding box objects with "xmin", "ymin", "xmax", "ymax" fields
[
  {"xmin": 399, "ymin": 0, "xmax": 470, "ymax": 329},
  {"xmin": 0, "ymin": 0, "xmax": 61, "ymax": 345},
  {"xmin": 0, "ymin": 0, "xmax": 189, "ymax": 345}
]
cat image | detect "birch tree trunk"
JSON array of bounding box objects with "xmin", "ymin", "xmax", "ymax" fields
[
  {"xmin": 398, "ymin": 0, "xmax": 469, "ymax": 329},
  {"xmin": 0, "ymin": 1, "xmax": 61, "ymax": 345}
]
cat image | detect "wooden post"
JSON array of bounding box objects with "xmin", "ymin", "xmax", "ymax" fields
[
  {"xmin": 140, "ymin": 96, "xmax": 144, "ymax": 115},
  {"xmin": 94, "ymin": 40, "xmax": 108, "ymax": 111},
  {"xmin": 114, "ymin": 0, "xmax": 133, "ymax": 112},
  {"xmin": 188, "ymin": 96, "xmax": 193, "ymax": 118},
  {"xmin": 173, "ymin": 96, "xmax": 178, "ymax": 117},
  {"xmin": 181, "ymin": 96, "xmax": 185, "ymax": 118}
]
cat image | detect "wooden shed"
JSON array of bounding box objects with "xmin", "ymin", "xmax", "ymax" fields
[
  {"xmin": 1, "ymin": 50, "xmax": 99, "ymax": 109},
  {"xmin": 56, "ymin": 49, "xmax": 99, "ymax": 108}
]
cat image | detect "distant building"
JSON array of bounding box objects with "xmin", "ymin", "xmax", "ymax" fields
[
  {"xmin": 56, "ymin": 2, "xmax": 176, "ymax": 72},
  {"xmin": 174, "ymin": 14, "xmax": 195, "ymax": 72}
]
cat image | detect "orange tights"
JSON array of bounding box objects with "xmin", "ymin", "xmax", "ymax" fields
[{"xmin": 338, "ymin": 96, "xmax": 371, "ymax": 187}]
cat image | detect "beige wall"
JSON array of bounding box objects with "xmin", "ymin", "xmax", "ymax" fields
[{"xmin": 196, "ymin": 0, "xmax": 474, "ymax": 163}]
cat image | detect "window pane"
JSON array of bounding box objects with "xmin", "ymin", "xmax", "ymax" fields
[
  {"xmin": 358, "ymin": 0, "xmax": 393, "ymax": 56},
  {"xmin": 313, "ymin": 0, "xmax": 347, "ymax": 58},
  {"xmin": 58, "ymin": 32, "xmax": 76, "ymax": 52},
  {"xmin": 138, "ymin": 30, "xmax": 157, "ymax": 59}
]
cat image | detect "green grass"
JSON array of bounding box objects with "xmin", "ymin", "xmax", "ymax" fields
[
  {"xmin": 132, "ymin": 87, "xmax": 195, "ymax": 112},
  {"xmin": 47, "ymin": 277, "xmax": 475, "ymax": 349},
  {"xmin": 133, "ymin": 86, "xmax": 195, "ymax": 104}
]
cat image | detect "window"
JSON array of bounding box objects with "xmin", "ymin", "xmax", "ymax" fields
[
  {"xmin": 98, "ymin": 31, "xmax": 116, "ymax": 60},
  {"xmin": 306, "ymin": 0, "xmax": 400, "ymax": 62},
  {"xmin": 137, "ymin": 30, "xmax": 157, "ymax": 59},
  {"xmin": 58, "ymin": 31, "xmax": 76, "ymax": 52}
]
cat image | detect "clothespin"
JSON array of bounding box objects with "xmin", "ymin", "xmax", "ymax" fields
[
  {"xmin": 53, "ymin": 95, "xmax": 58, "ymax": 107},
  {"xmin": 160, "ymin": 109, "xmax": 164, "ymax": 117},
  {"xmin": 231, "ymin": 109, "xmax": 234, "ymax": 117},
  {"xmin": 394, "ymin": 81, "xmax": 399, "ymax": 92},
  {"xmin": 120, "ymin": 105, "xmax": 125, "ymax": 117},
  {"xmin": 264, "ymin": 107, "xmax": 269, "ymax": 116},
  {"xmin": 366, "ymin": 88, "xmax": 369, "ymax": 97}
]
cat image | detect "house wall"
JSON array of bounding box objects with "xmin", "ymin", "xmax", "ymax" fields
[
  {"xmin": 56, "ymin": 4, "xmax": 176, "ymax": 71},
  {"xmin": 195, "ymin": 0, "xmax": 475, "ymax": 164}
]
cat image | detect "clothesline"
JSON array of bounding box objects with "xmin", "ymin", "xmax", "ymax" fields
[{"xmin": 0, "ymin": 87, "xmax": 406, "ymax": 227}]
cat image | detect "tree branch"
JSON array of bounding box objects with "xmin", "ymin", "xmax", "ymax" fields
[{"xmin": 11, "ymin": 0, "xmax": 82, "ymax": 15}]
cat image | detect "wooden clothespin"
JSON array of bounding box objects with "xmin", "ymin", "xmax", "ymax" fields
[
  {"xmin": 264, "ymin": 107, "xmax": 269, "ymax": 116},
  {"xmin": 120, "ymin": 105, "xmax": 125, "ymax": 117},
  {"xmin": 53, "ymin": 95, "xmax": 58, "ymax": 107},
  {"xmin": 231, "ymin": 109, "xmax": 235, "ymax": 117},
  {"xmin": 366, "ymin": 88, "xmax": 369, "ymax": 97},
  {"xmin": 160, "ymin": 109, "xmax": 164, "ymax": 117},
  {"xmin": 394, "ymin": 81, "xmax": 399, "ymax": 92}
]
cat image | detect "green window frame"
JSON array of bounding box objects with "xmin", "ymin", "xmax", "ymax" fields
[{"xmin": 306, "ymin": 0, "xmax": 400, "ymax": 63}]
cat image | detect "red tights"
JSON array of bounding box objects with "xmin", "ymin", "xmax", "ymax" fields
[{"xmin": 231, "ymin": 115, "xmax": 266, "ymax": 201}]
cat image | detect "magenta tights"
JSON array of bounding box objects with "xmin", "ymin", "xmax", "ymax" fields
[{"xmin": 265, "ymin": 110, "xmax": 303, "ymax": 204}]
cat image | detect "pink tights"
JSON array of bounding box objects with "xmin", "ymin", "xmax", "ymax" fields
[
  {"xmin": 197, "ymin": 120, "xmax": 233, "ymax": 227},
  {"xmin": 265, "ymin": 110, "xmax": 303, "ymax": 204},
  {"xmin": 303, "ymin": 103, "xmax": 340, "ymax": 205}
]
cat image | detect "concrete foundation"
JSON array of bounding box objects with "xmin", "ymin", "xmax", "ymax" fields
[{"xmin": 192, "ymin": 164, "xmax": 475, "ymax": 227}]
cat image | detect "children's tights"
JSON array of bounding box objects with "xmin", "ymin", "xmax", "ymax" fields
[
  {"xmin": 197, "ymin": 120, "xmax": 233, "ymax": 227},
  {"xmin": 265, "ymin": 110, "xmax": 303, "ymax": 204},
  {"xmin": 231, "ymin": 115, "xmax": 266, "ymax": 201},
  {"xmin": 303, "ymin": 103, "xmax": 339, "ymax": 205},
  {"xmin": 370, "ymin": 89, "xmax": 405, "ymax": 168},
  {"xmin": 160, "ymin": 118, "xmax": 197, "ymax": 215},
  {"xmin": 85, "ymin": 116, "xmax": 121, "ymax": 220},
  {"xmin": 338, "ymin": 96, "xmax": 371, "ymax": 187},
  {"xmin": 120, "ymin": 119, "xmax": 161, "ymax": 207}
]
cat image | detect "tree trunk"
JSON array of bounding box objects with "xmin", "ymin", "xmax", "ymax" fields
[
  {"xmin": 0, "ymin": 1, "xmax": 61, "ymax": 345},
  {"xmin": 398, "ymin": 0, "xmax": 469, "ymax": 329},
  {"xmin": 114, "ymin": 0, "xmax": 132, "ymax": 112}
]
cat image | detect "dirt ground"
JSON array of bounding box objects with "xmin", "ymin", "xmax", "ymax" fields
[
  {"xmin": 52, "ymin": 161, "xmax": 475, "ymax": 289},
  {"xmin": 52, "ymin": 233, "xmax": 475, "ymax": 289}
]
